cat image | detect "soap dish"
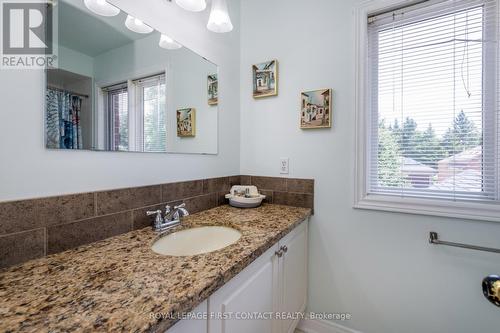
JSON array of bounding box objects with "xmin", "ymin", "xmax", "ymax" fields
[{"xmin": 225, "ymin": 185, "xmax": 266, "ymax": 208}]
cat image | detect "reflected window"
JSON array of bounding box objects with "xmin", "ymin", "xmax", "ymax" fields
[
  {"xmin": 106, "ymin": 84, "xmax": 129, "ymax": 151},
  {"xmin": 135, "ymin": 74, "xmax": 167, "ymax": 152}
]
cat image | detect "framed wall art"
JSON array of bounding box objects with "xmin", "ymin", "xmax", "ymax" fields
[
  {"xmin": 300, "ymin": 89, "xmax": 332, "ymax": 129},
  {"xmin": 176, "ymin": 108, "xmax": 196, "ymax": 137},
  {"xmin": 207, "ymin": 74, "xmax": 218, "ymax": 105},
  {"xmin": 252, "ymin": 59, "xmax": 278, "ymax": 98}
]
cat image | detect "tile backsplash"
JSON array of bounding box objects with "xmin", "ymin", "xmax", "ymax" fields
[
  {"xmin": 240, "ymin": 175, "xmax": 314, "ymax": 210},
  {"xmin": 0, "ymin": 175, "xmax": 313, "ymax": 268}
]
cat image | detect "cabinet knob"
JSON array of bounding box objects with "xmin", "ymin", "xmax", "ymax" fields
[
  {"xmin": 275, "ymin": 250, "xmax": 283, "ymax": 258},
  {"xmin": 483, "ymin": 275, "xmax": 500, "ymax": 307},
  {"xmin": 281, "ymin": 245, "xmax": 288, "ymax": 253}
]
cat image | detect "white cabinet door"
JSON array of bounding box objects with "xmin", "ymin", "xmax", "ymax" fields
[
  {"xmin": 279, "ymin": 221, "xmax": 308, "ymax": 333},
  {"xmin": 166, "ymin": 300, "xmax": 207, "ymax": 333},
  {"xmin": 208, "ymin": 243, "xmax": 280, "ymax": 333}
]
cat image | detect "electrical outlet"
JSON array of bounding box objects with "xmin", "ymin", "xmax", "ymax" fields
[{"xmin": 280, "ymin": 158, "xmax": 289, "ymax": 174}]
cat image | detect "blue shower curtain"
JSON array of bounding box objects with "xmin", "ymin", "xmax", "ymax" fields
[{"xmin": 46, "ymin": 88, "xmax": 83, "ymax": 149}]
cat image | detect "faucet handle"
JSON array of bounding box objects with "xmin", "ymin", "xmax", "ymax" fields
[
  {"xmin": 165, "ymin": 205, "xmax": 171, "ymax": 214},
  {"xmin": 146, "ymin": 210, "xmax": 164, "ymax": 228},
  {"xmin": 146, "ymin": 210, "xmax": 162, "ymax": 216},
  {"xmin": 174, "ymin": 203, "xmax": 186, "ymax": 210}
]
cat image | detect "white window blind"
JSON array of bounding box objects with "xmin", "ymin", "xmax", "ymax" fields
[
  {"xmin": 367, "ymin": 0, "xmax": 500, "ymax": 203},
  {"xmin": 106, "ymin": 84, "xmax": 129, "ymax": 151},
  {"xmin": 134, "ymin": 74, "xmax": 166, "ymax": 153}
]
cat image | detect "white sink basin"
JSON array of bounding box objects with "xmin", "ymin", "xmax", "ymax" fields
[{"xmin": 151, "ymin": 226, "xmax": 242, "ymax": 256}]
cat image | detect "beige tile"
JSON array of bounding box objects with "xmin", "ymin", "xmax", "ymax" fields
[
  {"xmin": 216, "ymin": 191, "xmax": 229, "ymax": 206},
  {"xmin": 0, "ymin": 200, "xmax": 36, "ymax": 235},
  {"xmin": 172, "ymin": 193, "xmax": 217, "ymax": 214},
  {"xmin": 0, "ymin": 193, "xmax": 94, "ymax": 235},
  {"xmin": 96, "ymin": 186, "xmax": 161, "ymax": 215},
  {"xmin": 162, "ymin": 180, "xmax": 203, "ymax": 202},
  {"xmin": 0, "ymin": 229, "xmax": 45, "ymax": 268},
  {"xmin": 37, "ymin": 193, "xmax": 95, "ymax": 225},
  {"xmin": 47, "ymin": 211, "xmax": 132, "ymax": 254},
  {"xmin": 251, "ymin": 176, "xmax": 287, "ymax": 192},
  {"xmin": 287, "ymin": 178, "xmax": 314, "ymax": 194},
  {"xmin": 240, "ymin": 175, "xmax": 252, "ymax": 185},
  {"xmin": 227, "ymin": 175, "xmax": 241, "ymax": 188},
  {"xmin": 274, "ymin": 191, "xmax": 314, "ymax": 209},
  {"xmin": 260, "ymin": 189, "xmax": 274, "ymax": 203},
  {"xmin": 203, "ymin": 177, "xmax": 229, "ymax": 194}
]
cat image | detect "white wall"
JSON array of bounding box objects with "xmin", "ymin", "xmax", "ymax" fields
[
  {"xmin": 240, "ymin": 1, "xmax": 500, "ymax": 333},
  {"xmin": 0, "ymin": 0, "xmax": 240, "ymax": 201}
]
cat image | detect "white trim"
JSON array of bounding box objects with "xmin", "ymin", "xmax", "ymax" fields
[
  {"xmin": 353, "ymin": 0, "xmax": 500, "ymax": 223},
  {"xmin": 297, "ymin": 319, "xmax": 363, "ymax": 333},
  {"xmin": 355, "ymin": 193, "xmax": 500, "ymax": 222}
]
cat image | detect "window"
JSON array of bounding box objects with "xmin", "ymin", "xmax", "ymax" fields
[
  {"xmin": 102, "ymin": 73, "xmax": 167, "ymax": 152},
  {"xmin": 355, "ymin": 0, "xmax": 500, "ymax": 221},
  {"xmin": 106, "ymin": 83, "xmax": 129, "ymax": 151},
  {"xmin": 134, "ymin": 74, "xmax": 167, "ymax": 152}
]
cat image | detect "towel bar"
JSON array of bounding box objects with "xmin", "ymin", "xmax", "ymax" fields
[{"xmin": 429, "ymin": 232, "xmax": 500, "ymax": 254}]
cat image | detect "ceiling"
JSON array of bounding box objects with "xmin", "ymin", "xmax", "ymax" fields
[{"xmin": 58, "ymin": 0, "xmax": 148, "ymax": 57}]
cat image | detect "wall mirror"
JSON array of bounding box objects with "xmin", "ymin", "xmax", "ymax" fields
[{"xmin": 45, "ymin": 0, "xmax": 218, "ymax": 154}]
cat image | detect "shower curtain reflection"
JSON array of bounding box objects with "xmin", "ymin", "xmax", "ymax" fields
[{"xmin": 46, "ymin": 88, "xmax": 83, "ymax": 149}]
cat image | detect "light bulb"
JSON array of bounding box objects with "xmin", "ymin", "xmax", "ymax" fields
[
  {"xmin": 175, "ymin": 0, "xmax": 206, "ymax": 12},
  {"xmin": 211, "ymin": 10, "xmax": 225, "ymax": 24},
  {"xmin": 159, "ymin": 34, "xmax": 182, "ymax": 50},
  {"xmin": 207, "ymin": 0, "xmax": 233, "ymax": 33},
  {"xmin": 125, "ymin": 15, "xmax": 154, "ymax": 34},
  {"xmin": 84, "ymin": 0, "xmax": 120, "ymax": 17}
]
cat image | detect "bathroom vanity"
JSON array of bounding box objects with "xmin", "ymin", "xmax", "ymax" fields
[
  {"xmin": 0, "ymin": 204, "xmax": 310, "ymax": 333},
  {"xmin": 208, "ymin": 220, "xmax": 308, "ymax": 333}
]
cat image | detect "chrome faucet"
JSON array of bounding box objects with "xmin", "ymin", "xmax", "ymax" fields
[
  {"xmin": 146, "ymin": 203, "xmax": 189, "ymax": 232},
  {"xmin": 165, "ymin": 203, "xmax": 189, "ymax": 221}
]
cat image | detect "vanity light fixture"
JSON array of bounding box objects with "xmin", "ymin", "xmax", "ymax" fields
[
  {"xmin": 171, "ymin": 0, "xmax": 233, "ymax": 33},
  {"xmin": 207, "ymin": 0, "xmax": 233, "ymax": 33},
  {"xmin": 84, "ymin": 0, "xmax": 120, "ymax": 17},
  {"xmin": 159, "ymin": 34, "xmax": 182, "ymax": 50},
  {"xmin": 175, "ymin": 0, "xmax": 206, "ymax": 12},
  {"xmin": 125, "ymin": 15, "xmax": 154, "ymax": 34}
]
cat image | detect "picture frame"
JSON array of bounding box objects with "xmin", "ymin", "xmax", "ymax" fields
[
  {"xmin": 300, "ymin": 89, "xmax": 332, "ymax": 129},
  {"xmin": 176, "ymin": 108, "xmax": 196, "ymax": 137},
  {"xmin": 252, "ymin": 59, "xmax": 278, "ymax": 98},
  {"xmin": 207, "ymin": 74, "xmax": 218, "ymax": 105}
]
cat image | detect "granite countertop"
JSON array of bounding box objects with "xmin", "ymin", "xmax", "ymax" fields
[{"xmin": 0, "ymin": 204, "xmax": 311, "ymax": 333}]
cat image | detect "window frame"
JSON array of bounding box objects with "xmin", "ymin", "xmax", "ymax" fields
[
  {"xmin": 105, "ymin": 83, "xmax": 129, "ymax": 151},
  {"xmin": 133, "ymin": 73, "xmax": 167, "ymax": 152},
  {"xmin": 354, "ymin": 0, "xmax": 500, "ymax": 222}
]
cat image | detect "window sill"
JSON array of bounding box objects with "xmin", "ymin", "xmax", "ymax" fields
[{"xmin": 354, "ymin": 194, "xmax": 500, "ymax": 223}]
